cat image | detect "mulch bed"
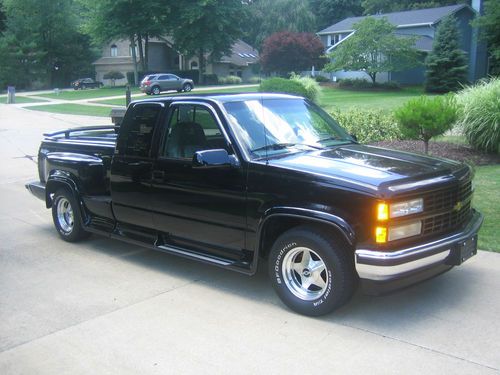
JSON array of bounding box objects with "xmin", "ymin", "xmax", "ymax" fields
[{"xmin": 371, "ymin": 140, "xmax": 500, "ymax": 165}]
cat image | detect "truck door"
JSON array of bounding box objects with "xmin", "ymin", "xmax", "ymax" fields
[
  {"xmin": 150, "ymin": 102, "xmax": 247, "ymax": 260},
  {"xmin": 110, "ymin": 102, "xmax": 163, "ymax": 228}
]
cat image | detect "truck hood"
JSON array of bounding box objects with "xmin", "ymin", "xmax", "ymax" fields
[{"xmin": 267, "ymin": 144, "xmax": 465, "ymax": 195}]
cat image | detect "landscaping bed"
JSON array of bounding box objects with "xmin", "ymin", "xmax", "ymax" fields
[{"xmin": 372, "ymin": 140, "xmax": 500, "ymax": 165}]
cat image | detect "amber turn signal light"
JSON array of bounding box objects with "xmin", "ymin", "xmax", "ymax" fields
[
  {"xmin": 375, "ymin": 227, "xmax": 387, "ymax": 243},
  {"xmin": 377, "ymin": 203, "xmax": 389, "ymax": 221}
]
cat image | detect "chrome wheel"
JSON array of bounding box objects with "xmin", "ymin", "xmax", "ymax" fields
[
  {"xmin": 183, "ymin": 84, "xmax": 192, "ymax": 92},
  {"xmin": 56, "ymin": 197, "xmax": 74, "ymax": 233},
  {"xmin": 152, "ymin": 86, "xmax": 160, "ymax": 95},
  {"xmin": 282, "ymin": 247, "xmax": 329, "ymax": 301}
]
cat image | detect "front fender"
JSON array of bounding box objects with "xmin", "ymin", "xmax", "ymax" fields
[
  {"xmin": 45, "ymin": 170, "xmax": 80, "ymax": 208},
  {"xmin": 258, "ymin": 206, "xmax": 356, "ymax": 246}
]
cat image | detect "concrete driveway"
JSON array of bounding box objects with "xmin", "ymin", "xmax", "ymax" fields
[{"xmin": 0, "ymin": 104, "xmax": 499, "ymax": 374}]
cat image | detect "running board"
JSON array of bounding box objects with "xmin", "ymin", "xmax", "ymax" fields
[{"xmin": 156, "ymin": 245, "xmax": 232, "ymax": 266}]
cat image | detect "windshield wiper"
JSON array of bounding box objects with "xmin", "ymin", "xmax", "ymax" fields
[{"xmin": 251, "ymin": 142, "xmax": 323, "ymax": 153}]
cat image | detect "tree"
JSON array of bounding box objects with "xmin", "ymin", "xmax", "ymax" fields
[
  {"xmin": 0, "ymin": 0, "xmax": 97, "ymax": 89},
  {"xmin": 425, "ymin": 15, "xmax": 468, "ymax": 93},
  {"xmin": 325, "ymin": 17, "xmax": 419, "ymax": 85},
  {"xmin": 395, "ymin": 95, "xmax": 458, "ymax": 154},
  {"xmin": 81, "ymin": 0, "xmax": 171, "ymax": 85},
  {"xmin": 243, "ymin": 0, "xmax": 316, "ymax": 48},
  {"xmin": 260, "ymin": 31, "xmax": 326, "ymax": 75},
  {"xmin": 169, "ymin": 0, "xmax": 244, "ymax": 84},
  {"xmin": 103, "ymin": 71, "xmax": 125, "ymax": 86},
  {"xmin": 472, "ymin": 0, "xmax": 500, "ymax": 75},
  {"xmin": 310, "ymin": 0, "xmax": 363, "ymax": 30}
]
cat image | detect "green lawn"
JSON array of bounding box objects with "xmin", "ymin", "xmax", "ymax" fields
[
  {"xmin": 35, "ymin": 86, "xmax": 141, "ymax": 101},
  {"xmin": 319, "ymin": 86, "xmax": 427, "ymax": 112},
  {"xmin": 29, "ymin": 104, "xmax": 113, "ymax": 117},
  {"xmin": 4, "ymin": 96, "xmax": 49, "ymax": 104},
  {"xmin": 473, "ymin": 165, "xmax": 500, "ymax": 252},
  {"xmin": 92, "ymin": 86, "xmax": 260, "ymax": 106}
]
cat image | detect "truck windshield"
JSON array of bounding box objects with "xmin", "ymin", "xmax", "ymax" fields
[{"xmin": 223, "ymin": 98, "xmax": 354, "ymax": 159}]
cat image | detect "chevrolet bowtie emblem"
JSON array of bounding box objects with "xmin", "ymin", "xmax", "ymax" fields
[{"xmin": 453, "ymin": 201, "xmax": 463, "ymax": 212}]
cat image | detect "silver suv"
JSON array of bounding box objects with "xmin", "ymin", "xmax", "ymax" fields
[{"xmin": 140, "ymin": 73, "xmax": 194, "ymax": 95}]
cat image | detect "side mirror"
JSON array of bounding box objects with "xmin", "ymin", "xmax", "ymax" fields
[
  {"xmin": 192, "ymin": 149, "xmax": 239, "ymax": 169},
  {"xmin": 350, "ymin": 134, "xmax": 358, "ymax": 142}
]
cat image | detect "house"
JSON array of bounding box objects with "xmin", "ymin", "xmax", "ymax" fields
[
  {"xmin": 93, "ymin": 38, "xmax": 259, "ymax": 85},
  {"xmin": 316, "ymin": 4, "xmax": 488, "ymax": 84}
]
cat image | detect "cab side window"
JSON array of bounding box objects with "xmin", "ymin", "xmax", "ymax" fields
[{"xmin": 162, "ymin": 105, "xmax": 228, "ymax": 159}]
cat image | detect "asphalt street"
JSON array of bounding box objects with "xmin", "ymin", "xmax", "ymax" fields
[{"xmin": 0, "ymin": 104, "xmax": 499, "ymax": 374}]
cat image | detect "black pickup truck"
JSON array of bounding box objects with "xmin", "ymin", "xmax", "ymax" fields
[{"xmin": 26, "ymin": 93, "xmax": 483, "ymax": 316}]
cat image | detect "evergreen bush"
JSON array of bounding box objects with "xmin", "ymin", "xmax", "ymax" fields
[
  {"xmin": 259, "ymin": 75, "xmax": 321, "ymax": 102},
  {"xmin": 425, "ymin": 16, "xmax": 468, "ymax": 93},
  {"xmin": 394, "ymin": 95, "xmax": 459, "ymax": 153},
  {"xmin": 329, "ymin": 109, "xmax": 399, "ymax": 143},
  {"xmin": 456, "ymin": 78, "xmax": 500, "ymax": 153}
]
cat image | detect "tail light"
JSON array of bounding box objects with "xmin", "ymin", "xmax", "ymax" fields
[{"xmin": 144, "ymin": 80, "xmax": 151, "ymax": 86}]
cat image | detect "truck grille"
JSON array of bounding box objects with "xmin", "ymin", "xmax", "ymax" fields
[{"xmin": 422, "ymin": 180, "xmax": 472, "ymax": 236}]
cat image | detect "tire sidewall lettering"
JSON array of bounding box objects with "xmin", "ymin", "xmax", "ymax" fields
[{"xmin": 274, "ymin": 242, "xmax": 297, "ymax": 284}]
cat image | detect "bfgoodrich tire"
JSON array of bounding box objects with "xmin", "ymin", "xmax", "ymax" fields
[
  {"xmin": 51, "ymin": 189, "xmax": 89, "ymax": 242},
  {"xmin": 268, "ymin": 226, "xmax": 356, "ymax": 316}
]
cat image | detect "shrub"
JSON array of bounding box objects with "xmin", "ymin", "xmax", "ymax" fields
[
  {"xmin": 329, "ymin": 108, "xmax": 400, "ymax": 143},
  {"xmin": 290, "ymin": 74, "xmax": 321, "ymax": 102},
  {"xmin": 247, "ymin": 76, "xmax": 261, "ymax": 84},
  {"xmin": 456, "ymin": 78, "xmax": 500, "ymax": 153},
  {"xmin": 260, "ymin": 77, "xmax": 309, "ymax": 99},
  {"xmin": 314, "ymin": 75, "xmax": 329, "ymax": 83},
  {"xmin": 394, "ymin": 95, "xmax": 459, "ymax": 154},
  {"xmin": 338, "ymin": 78, "xmax": 372, "ymax": 89},
  {"xmin": 218, "ymin": 76, "xmax": 227, "ymax": 84},
  {"xmin": 103, "ymin": 71, "xmax": 125, "ymax": 86},
  {"xmin": 225, "ymin": 75, "xmax": 242, "ymax": 84},
  {"xmin": 202, "ymin": 73, "xmax": 218, "ymax": 85}
]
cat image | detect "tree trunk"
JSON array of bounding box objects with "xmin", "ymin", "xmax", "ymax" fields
[
  {"xmin": 130, "ymin": 35, "xmax": 138, "ymax": 86},
  {"xmin": 198, "ymin": 47, "xmax": 205, "ymax": 85},
  {"xmin": 424, "ymin": 139, "xmax": 429, "ymax": 154},
  {"xmin": 137, "ymin": 33, "xmax": 145, "ymax": 72},
  {"xmin": 144, "ymin": 33, "xmax": 149, "ymax": 71},
  {"xmin": 368, "ymin": 72, "xmax": 377, "ymax": 86}
]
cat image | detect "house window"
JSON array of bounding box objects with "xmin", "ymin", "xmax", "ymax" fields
[
  {"xmin": 110, "ymin": 44, "xmax": 118, "ymax": 57},
  {"xmin": 190, "ymin": 61, "xmax": 199, "ymax": 70}
]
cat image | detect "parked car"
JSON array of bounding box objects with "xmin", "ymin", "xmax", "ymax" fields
[
  {"xmin": 71, "ymin": 78, "xmax": 103, "ymax": 90},
  {"xmin": 140, "ymin": 73, "xmax": 194, "ymax": 95},
  {"xmin": 26, "ymin": 93, "xmax": 482, "ymax": 316}
]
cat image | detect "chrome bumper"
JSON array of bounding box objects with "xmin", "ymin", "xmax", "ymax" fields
[{"xmin": 355, "ymin": 210, "xmax": 483, "ymax": 282}]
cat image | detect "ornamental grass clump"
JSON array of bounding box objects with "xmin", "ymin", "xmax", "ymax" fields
[
  {"xmin": 259, "ymin": 75, "xmax": 321, "ymax": 103},
  {"xmin": 456, "ymin": 78, "xmax": 500, "ymax": 154},
  {"xmin": 394, "ymin": 95, "xmax": 458, "ymax": 154}
]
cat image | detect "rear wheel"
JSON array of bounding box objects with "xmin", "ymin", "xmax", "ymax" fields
[
  {"xmin": 51, "ymin": 189, "xmax": 89, "ymax": 242},
  {"xmin": 152, "ymin": 86, "xmax": 161, "ymax": 95},
  {"xmin": 268, "ymin": 226, "xmax": 356, "ymax": 316}
]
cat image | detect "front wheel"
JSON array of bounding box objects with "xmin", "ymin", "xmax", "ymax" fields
[
  {"xmin": 268, "ymin": 226, "xmax": 356, "ymax": 316},
  {"xmin": 183, "ymin": 83, "xmax": 193, "ymax": 92},
  {"xmin": 51, "ymin": 189, "xmax": 89, "ymax": 242}
]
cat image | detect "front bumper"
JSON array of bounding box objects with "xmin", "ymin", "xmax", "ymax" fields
[{"xmin": 355, "ymin": 210, "xmax": 483, "ymax": 292}]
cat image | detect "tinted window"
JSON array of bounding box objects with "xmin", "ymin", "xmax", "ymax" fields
[
  {"xmin": 157, "ymin": 75, "xmax": 169, "ymax": 80},
  {"xmin": 118, "ymin": 104, "xmax": 162, "ymax": 157},
  {"xmin": 162, "ymin": 105, "xmax": 226, "ymax": 159}
]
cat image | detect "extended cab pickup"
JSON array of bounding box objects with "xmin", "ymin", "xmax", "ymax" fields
[{"xmin": 26, "ymin": 93, "xmax": 483, "ymax": 316}]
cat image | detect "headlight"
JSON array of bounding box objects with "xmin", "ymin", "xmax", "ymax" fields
[
  {"xmin": 388, "ymin": 221, "xmax": 422, "ymax": 241},
  {"xmin": 390, "ymin": 198, "xmax": 423, "ymax": 218}
]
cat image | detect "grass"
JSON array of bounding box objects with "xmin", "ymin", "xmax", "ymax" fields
[
  {"xmin": 4, "ymin": 96, "xmax": 49, "ymax": 104},
  {"xmin": 92, "ymin": 86, "xmax": 260, "ymax": 106},
  {"xmin": 35, "ymin": 86, "xmax": 141, "ymax": 101},
  {"xmin": 318, "ymin": 86, "xmax": 427, "ymax": 112},
  {"xmin": 29, "ymin": 104, "xmax": 113, "ymax": 117},
  {"xmin": 473, "ymin": 165, "xmax": 500, "ymax": 252}
]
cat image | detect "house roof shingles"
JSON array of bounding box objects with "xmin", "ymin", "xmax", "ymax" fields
[
  {"xmin": 219, "ymin": 40, "xmax": 259, "ymax": 67},
  {"xmin": 318, "ymin": 4, "xmax": 469, "ymax": 34}
]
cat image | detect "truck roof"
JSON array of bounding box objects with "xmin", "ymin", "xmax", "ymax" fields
[{"xmin": 130, "ymin": 92, "xmax": 302, "ymax": 106}]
